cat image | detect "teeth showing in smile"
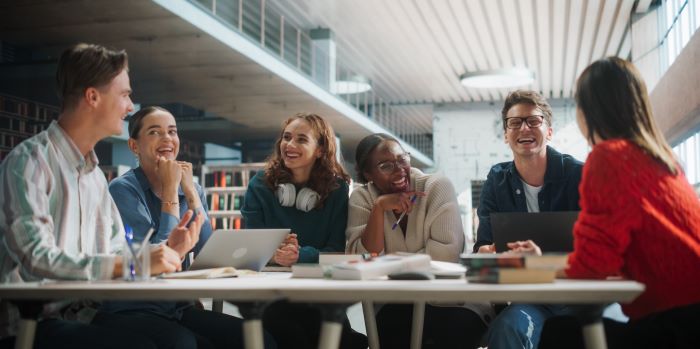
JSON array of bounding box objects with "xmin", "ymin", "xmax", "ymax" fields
[
  {"xmin": 157, "ymin": 147, "xmax": 173, "ymax": 155},
  {"xmin": 285, "ymin": 151, "xmax": 301, "ymax": 159},
  {"xmin": 393, "ymin": 178, "xmax": 407, "ymax": 186},
  {"xmin": 517, "ymin": 138, "xmax": 535, "ymax": 144}
]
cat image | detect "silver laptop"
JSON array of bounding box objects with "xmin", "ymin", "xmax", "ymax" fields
[
  {"xmin": 190, "ymin": 229, "xmax": 290, "ymax": 271},
  {"xmin": 491, "ymin": 211, "xmax": 579, "ymax": 253}
]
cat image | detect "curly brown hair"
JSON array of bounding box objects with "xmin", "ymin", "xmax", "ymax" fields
[{"xmin": 264, "ymin": 113, "xmax": 350, "ymax": 208}]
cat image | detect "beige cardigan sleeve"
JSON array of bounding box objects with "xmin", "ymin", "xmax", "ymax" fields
[
  {"xmin": 345, "ymin": 186, "xmax": 377, "ymax": 254},
  {"xmin": 421, "ymin": 175, "xmax": 465, "ymax": 262}
]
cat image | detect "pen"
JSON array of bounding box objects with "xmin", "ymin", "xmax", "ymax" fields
[
  {"xmin": 391, "ymin": 194, "xmax": 418, "ymax": 230},
  {"xmin": 135, "ymin": 227, "xmax": 155, "ymax": 257},
  {"xmin": 124, "ymin": 226, "xmax": 141, "ymax": 278}
]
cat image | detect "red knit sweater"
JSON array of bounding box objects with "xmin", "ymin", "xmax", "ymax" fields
[{"xmin": 565, "ymin": 139, "xmax": 700, "ymax": 320}]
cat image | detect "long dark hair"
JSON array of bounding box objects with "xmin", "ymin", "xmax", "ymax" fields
[
  {"xmin": 264, "ymin": 113, "xmax": 350, "ymax": 207},
  {"xmin": 354, "ymin": 133, "xmax": 401, "ymax": 183},
  {"xmin": 575, "ymin": 57, "xmax": 677, "ymax": 175}
]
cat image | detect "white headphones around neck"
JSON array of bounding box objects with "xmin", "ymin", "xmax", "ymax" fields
[{"xmin": 276, "ymin": 183, "xmax": 320, "ymax": 212}]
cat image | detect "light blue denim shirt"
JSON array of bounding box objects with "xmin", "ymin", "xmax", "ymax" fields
[{"xmin": 101, "ymin": 166, "xmax": 212, "ymax": 318}]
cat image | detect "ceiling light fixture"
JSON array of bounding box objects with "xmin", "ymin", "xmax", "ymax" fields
[
  {"xmin": 332, "ymin": 75, "xmax": 372, "ymax": 94},
  {"xmin": 459, "ymin": 68, "xmax": 535, "ymax": 89}
]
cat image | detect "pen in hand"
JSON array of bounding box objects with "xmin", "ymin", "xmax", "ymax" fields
[{"xmin": 391, "ymin": 194, "xmax": 418, "ymax": 230}]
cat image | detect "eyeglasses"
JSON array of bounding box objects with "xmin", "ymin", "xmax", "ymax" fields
[
  {"xmin": 505, "ymin": 115, "xmax": 545, "ymax": 129},
  {"xmin": 376, "ymin": 153, "xmax": 411, "ymax": 175}
]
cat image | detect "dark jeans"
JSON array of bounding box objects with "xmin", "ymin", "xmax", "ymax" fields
[
  {"xmin": 539, "ymin": 303, "xmax": 700, "ymax": 349},
  {"xmin": 94, "ymin": 307, "xmax": 276, "ymax": 349},
  {"xmin": 262, "ymin": 300, "xmax": 367, "ymax": 349},
  {"xmin": 0, "ymin": 318, "xmax": 158, "ymax": 349},
  {"xmin": 376, "ymin": 303, "xmax": 487, "ymax": 349}
]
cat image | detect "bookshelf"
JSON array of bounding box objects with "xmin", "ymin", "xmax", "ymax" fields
[
  {"xmin": 0, "ymin": 94, "xmax": 59, "ymax": 162},
  {"xmin": 180, "ymin": 139, "xmax": 204, "ymax": 176},
  {"xmin": 201, "ymin": 162, "xmax": 266, "ymax": 230}
]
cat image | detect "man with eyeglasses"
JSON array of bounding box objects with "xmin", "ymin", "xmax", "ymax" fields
[{"xmin": 474, "ymin": 90, "xmax": 583, "ymax": 349}]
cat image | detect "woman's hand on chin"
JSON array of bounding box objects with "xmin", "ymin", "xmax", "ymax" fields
[{"xmin": 375, "ymin": 191, "xmax": 425, "ymax": 213}]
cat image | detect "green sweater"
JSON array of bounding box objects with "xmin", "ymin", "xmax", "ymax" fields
[{"xmin": 241, "ymin": 171, "xmax": 349, "ymax": 263}]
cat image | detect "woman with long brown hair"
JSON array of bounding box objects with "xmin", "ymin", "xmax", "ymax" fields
[
  {"xmin": 520, "ymin": 57, "xmax": 700, "ymax": 348},
  {"xmin": 242, "ymin": 112, "xmax": 366, "ymax": 349}
]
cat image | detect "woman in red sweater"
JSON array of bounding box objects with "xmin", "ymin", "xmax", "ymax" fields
[{"xmin": 523, "ymin": 57, "xmax": 700, "ymax": 348}]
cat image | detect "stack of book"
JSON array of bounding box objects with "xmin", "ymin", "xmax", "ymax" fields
[
  {"xmin": 331, "ymin": 253, "xmax": 431, "ymax": 280},
  {"xmin": 459, "ymin": 253, "xmax": 568, "ymax": 284},
  {"xmin": 291, "ymin": 253, "xmax": 369, "ymax": 278}
]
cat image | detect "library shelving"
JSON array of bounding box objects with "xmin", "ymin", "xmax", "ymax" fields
[
  {"xmin": 201, "ymin": 162, "xmax": 266, "ymax": 230},
  {"xmin": 0, "ymin": 94, "xmax": 59, "ymax": 162}
]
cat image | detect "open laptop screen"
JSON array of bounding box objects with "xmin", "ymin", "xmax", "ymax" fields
[
  {"xmin": 190, "ymin": 228, "xmax": 290, "ymax": 271},
  {"xmin": 490, "ymin": 211, "xmax": 579, "ymax": 253}
]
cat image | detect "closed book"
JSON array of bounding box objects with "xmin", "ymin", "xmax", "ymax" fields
[
  {"xmin": 291, "ymin": 264, "xmax": 332, "ymax": 278},
  {"xmin": 460, "ymin": 253, "xmax": 567, "ymax": 270},
  {"xmin": 319, "ymin": 253, "xmax": 365, "ymax": 265},
  {"xmin": 466, "ymin": 267, "xmax": 556, "ymax": 284},
  {"xmin": 332, "ymin": 253, "xmax": 431, "ymax": 280},
  {"xmin": 161, "ymin": 267, "xmax": 240, "ymax": 279}
]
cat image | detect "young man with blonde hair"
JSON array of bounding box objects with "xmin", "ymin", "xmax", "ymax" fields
[{"xmin": 0, "ymin": 43, "xmax": 202, "ymax": 348}]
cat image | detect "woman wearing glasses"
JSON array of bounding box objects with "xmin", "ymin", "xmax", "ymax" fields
[
  {"xmin": 346, "ymin": 133, "xmax": 489, "ymax": 349},
  {"xmin": 241, "ymin": 113, "xmax": 367, "ymax": 349}
]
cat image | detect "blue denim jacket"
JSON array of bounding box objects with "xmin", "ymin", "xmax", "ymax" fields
[{"xmin": 473, "ymin": 146, "xmax": 583, "ymax": 252}]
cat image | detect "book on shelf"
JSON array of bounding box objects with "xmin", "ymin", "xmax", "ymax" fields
[
  {"xmin": 331, "ymin": 253, "xmax": 431, "ymax": 280},
  {"xmin": 160, "ymin": 266, "xmax": 240, "ymax": 279},
  {"xmin": 459, "ymin": 253, "xmax": 568, "ymax": 270},
  {"xmin": 465, "ymin": 267, "xmax": 556, "ymax": 284}
]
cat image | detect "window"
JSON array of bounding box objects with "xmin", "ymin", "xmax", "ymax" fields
[{"xmin": 673, "ymin": 130, "xmax": 700, "ymax": 185}]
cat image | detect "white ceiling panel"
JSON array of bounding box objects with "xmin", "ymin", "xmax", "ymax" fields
[{"xmin": 270, "ymin": 0, "xmax": 637, "ymax": 132}]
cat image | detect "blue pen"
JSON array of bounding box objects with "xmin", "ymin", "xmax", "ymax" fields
[
  {"xmin": 124, "ymin": 225, "xmax": 140, "ymax": 280},
  {"xmin": 392, "ymin": 194, "xmax": 418, "ymax": 230}
]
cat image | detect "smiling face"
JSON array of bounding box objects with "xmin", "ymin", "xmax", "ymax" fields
[
  {"xmin": 95, "ymin": 68, "xmax": 134, "ymax": 137},
  {"xmin": 364, "ymin": 140, "xmax": 411, "ymax": 194},
  {"xmin": 504, "ymin": 103, "xmax": 552, "ymax": 159},
  {"xmin": 279, "ymin": 118, "xmax": 322, "ymax": 175},
  {"xmin": 128, "ymin": 110, "xmax": 179, "ymax": 167}
]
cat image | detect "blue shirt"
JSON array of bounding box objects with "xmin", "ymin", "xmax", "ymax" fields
[
  {"xmin": 474, "ymin": 146, "xmax": 583, "ymax": 252},
  {"xmin": 242, "ymin": 171, "xmax": 349, "ymax": 263},
  {"xmin": 101, "ymin": 166, "xmax": 213, "ymax": 318}
]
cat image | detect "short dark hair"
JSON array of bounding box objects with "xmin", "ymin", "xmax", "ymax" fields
[
  {"xmin": 501, "ymin": 90, "xmax": 553, "ymax": 130},
  {"xmin": 128, "ymin": 106, "xmax": 169, "ymax": 139},
  {"xmin": 354, "ymin": 133, "xmax": 401, "ymax": 183},
  {"xmin": 56, "ymin": 43, "xmax": 128, "ymax": 111}
]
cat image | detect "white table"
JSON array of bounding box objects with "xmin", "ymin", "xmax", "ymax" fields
[{"xmin": 0, "ymin": 274, "xmax": 644, "ymax": 349}]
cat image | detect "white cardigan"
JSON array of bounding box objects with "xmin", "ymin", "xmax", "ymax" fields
[{"xmin": 345, "ymin": 168, "xmax": 465, "ymax": 262}]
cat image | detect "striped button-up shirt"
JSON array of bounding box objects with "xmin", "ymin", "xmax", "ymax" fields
[{"xmin": 0, "ymin": 121, "xmax": 123, "ymax": 336}]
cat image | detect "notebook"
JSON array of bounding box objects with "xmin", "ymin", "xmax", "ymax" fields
[
  {"xmin": 490, "ymin": 211, "xmax": 579, "ymax": 253},
  {"xmin": 189, "ymin": 229, "xmax": 290, "ymax": 271}
]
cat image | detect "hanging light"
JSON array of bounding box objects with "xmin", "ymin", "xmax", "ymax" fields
[{"xmin": 459, "ymin": 68, "xmax": 535, "ymax": 89}]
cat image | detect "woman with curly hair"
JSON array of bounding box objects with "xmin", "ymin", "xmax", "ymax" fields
[{"xmin": 242, "ymin": 113, "xmax": 366, "ymax": 349}]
